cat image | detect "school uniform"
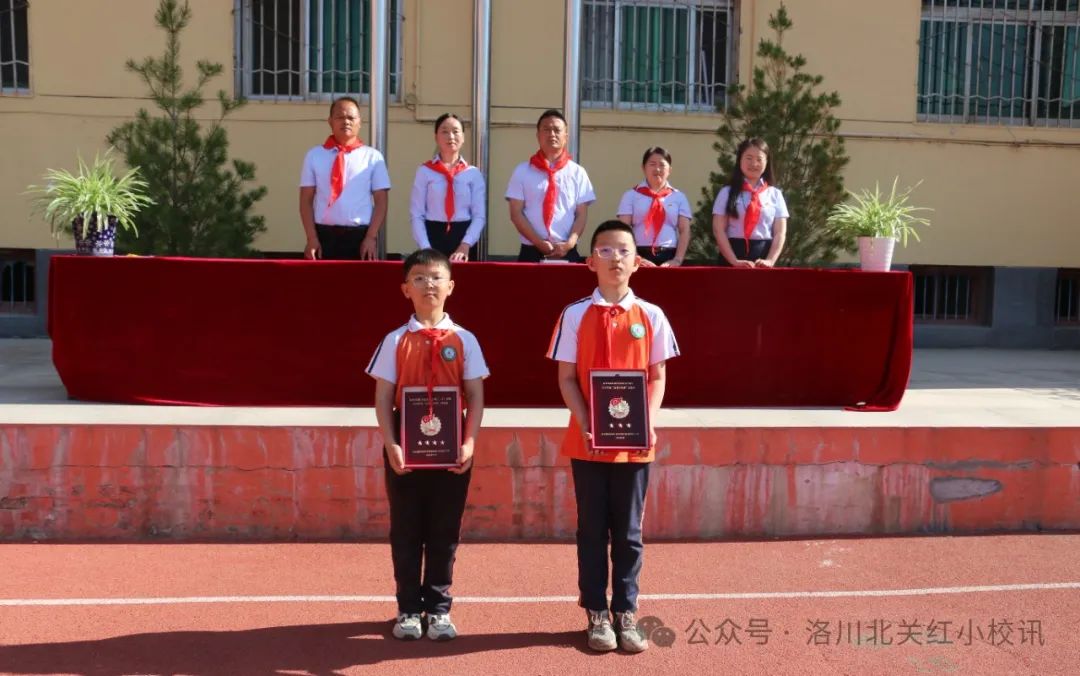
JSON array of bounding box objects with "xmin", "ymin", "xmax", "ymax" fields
[
  {"xmin": 366, "ymin": 313, "xmax": 489, "ymax": 615},
  {"xmin": 547, "ymin": 288, "xmax": 679, "ymax": 614},
  {"xmin": 616, "ymin": 182, "xmax": 692, "ymax": 265},
  {"xmin": 409, "ymin": 158, "xmax": 487, "ymax": 258},
  {"xmin": 300, "ymin": 142, "xmax": 392, "ymax": 260},
  {"xmin": 712, "ymin": 180, "xmax": 789, "ymax": 264},
  {"xmin": 505, "ymin": 154, "xmax": 596, "ymax": 262}
]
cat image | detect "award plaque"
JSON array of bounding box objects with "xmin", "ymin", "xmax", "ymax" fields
[
  {"xmin": 589, "ymin": 369, "xmax": 650, "ymax": 450},
  {"xmin": 400, "ymin": 385, "xmax": 461, "ymax": 468}
]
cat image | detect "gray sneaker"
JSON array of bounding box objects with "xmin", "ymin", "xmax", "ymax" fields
[
  {"xmin": 614, "ymin": 611, "xmax": 649, "ymax": 653},
  {"xmin": 586, "ymin": 609, "xmax": 618, "ymax": 652},
  {"xmin": 392, "ymin": 613, "xmax": 422, "ymax": 640},
  {"xmin": 426, "ymin": 613, "xmax": 458, "ymax": 641}
]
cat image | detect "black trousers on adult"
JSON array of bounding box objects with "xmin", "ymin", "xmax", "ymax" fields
[
  {"xmin": 315, "ymin": 224, "xmax": 369, "ymax": 260},
  {"xmin": 383, "ymin": 449, "xmax": 472, "ymax": 615},
  {"xmin": 717, "ymin": 237, "xmax": 772, "ymax": 266},
  {"xmin": 517, "ymin": 244, "xmax": 583, "ymax": 263},
  {"xmin": 570, "ymin": 458, "xmax": 651, "ymax": 613},
  {"xmin": 637, "ymin": 246, "xmax": 677, "ymax": 266},
  {"xmin": 424, "ymin": 219, "xmax": 478, "ymax": 259}
]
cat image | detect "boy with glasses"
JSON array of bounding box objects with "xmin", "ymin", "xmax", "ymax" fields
[
  {"xmin": 546, "ymin": 220, "xmax": 680, "ymax": 652},
  {"xmin": 366, "ymin": 248, "xmax": 489, "ymax": 641}
]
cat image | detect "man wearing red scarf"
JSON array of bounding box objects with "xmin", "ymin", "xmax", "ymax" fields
[
  {"xmin": 299, "ymin": 96, "xmax": 392, "ymax": 260},
  {"xmin": 506, "ymin": 109, "xmax": 596, "ymax": 262}
]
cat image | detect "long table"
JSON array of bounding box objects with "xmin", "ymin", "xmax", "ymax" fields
[{"xmin": 48, "ymin": 257, "xmax": 912, "ymax": 410}]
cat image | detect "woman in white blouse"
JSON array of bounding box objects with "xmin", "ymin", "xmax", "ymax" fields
[
  {"xmin": 712, "ymin": 138, "xmax": 789, "ymax": 268},
  {"xmin": 409, "ymin": 113, "xmax": 487, "ymax": 260},
  {"xmin": 616, "ymin": 147, "xmax": 692, "ymax": 267}
]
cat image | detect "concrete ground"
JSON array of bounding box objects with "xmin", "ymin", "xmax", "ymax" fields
[{"xmin": 1, "ymin": 338, "xmax": 1078, "ymax": 428}]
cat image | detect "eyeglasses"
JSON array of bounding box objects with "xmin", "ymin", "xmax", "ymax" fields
[
  {"xmin": 409, "ymin": 275, "xmax": 449, "ymax": 287},
  {"xmin": 593, "ymin": 246, "xmax": 634, "ymax": 260}
]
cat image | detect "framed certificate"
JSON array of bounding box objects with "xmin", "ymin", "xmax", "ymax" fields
[
  {"xmin": 400, "ymin": 385, "xmax": 461, "ymax": 468},
  {"xmin": 589, "ymin": 369, "xmax": 650, "ymax": 451}
]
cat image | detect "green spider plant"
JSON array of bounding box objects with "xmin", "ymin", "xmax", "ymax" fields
[
  {"xmin": 26, "ymin": 150, "xmax": 153, "ymax": 239},
  {"xmin": 827, "ymin": 177, "xmax": 932, "ymax": 248}
]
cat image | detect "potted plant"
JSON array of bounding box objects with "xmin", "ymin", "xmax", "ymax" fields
[
  {"xmin": 26, "ymin": 150, "xmax": 153, "ymax": 256},
  {"xmin": 826, "ymin": 177, "xmax": 932, "ymax": 272}
]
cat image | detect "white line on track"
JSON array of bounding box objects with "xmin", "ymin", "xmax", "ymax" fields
[{"xmin": 2, "ymin": 582, "xmax": 1078, "ymax": 607}]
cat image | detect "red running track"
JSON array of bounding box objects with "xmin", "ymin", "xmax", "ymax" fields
[{"xmin": 0, "ymin": 536, "xmax": 1077, "ymax": 675}]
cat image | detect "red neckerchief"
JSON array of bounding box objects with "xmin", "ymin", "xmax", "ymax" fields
[
  {"xmin": 423, "ymin": 157, "xmax": 469, "ymax": 233},
  {"xmin": 634, "ymin": 184, "xmax": 674, "ymax": 256},
  {"xmin": 417, "ymin": 327, "xmax": 450, "ymax": 418},
  {"xmin": 741, "ymin": 180, "xmax": 768, "ymax": 254},
  {"xmin": 529, "ymin": 150, "xmax": 571, "ymax": 236},
  {"xmin": 322, "ymin": 135, "xmax": 364, "ymax": 208},
  {"xmin": 591, "ymin": 303, "xmax": 625, "ymax": 369}
]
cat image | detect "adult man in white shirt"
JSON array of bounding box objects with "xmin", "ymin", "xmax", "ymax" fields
[
  {"xmin": 505, "ymin": 109, "xmax": 596, "ymax": 262},
  {"xmin": 299, "ymin": 97, "xmax": 391, "ymax": 260}
]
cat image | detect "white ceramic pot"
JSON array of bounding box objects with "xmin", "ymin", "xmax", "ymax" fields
[{"xmin": 857, "ymin": 236, "xmax": 896, "ymax": 272}]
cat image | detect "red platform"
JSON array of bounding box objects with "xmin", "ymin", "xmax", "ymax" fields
[{"xmin": 48, "ymin": 257, "xmax": 912, "ymax": 409}]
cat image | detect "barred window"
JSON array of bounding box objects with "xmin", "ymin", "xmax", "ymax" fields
[
  {"xmin": 0, "ymin": 0, "xmax": 29, "ymax": 94},
  {"xmin": 918, "ymin": 0, "xmax": 1080, "ymax": 125},
  {"xmin": 235, "ymin": 0, "xmax": 401, "ymax": 101},
  {"xmin": 582, "ymin": 0, "xmax": 735, "ymax": 111},
  {"xmin": 910, "ymin": 266, "xmax": 994, "ymax": 324},
  {"xmin": 1056, "ymin": 269, "xmax": 1080, "ymax": 324}
]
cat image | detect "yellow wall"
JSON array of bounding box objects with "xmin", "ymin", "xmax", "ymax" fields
[{"xmin": 2, "ymin": 0, "xmax": 1079, "ymax": 266}]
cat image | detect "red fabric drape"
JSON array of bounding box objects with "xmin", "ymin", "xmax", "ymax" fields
[{"xmin": 48, "ymin": 258, "xmax": 912, "ymax": 410}]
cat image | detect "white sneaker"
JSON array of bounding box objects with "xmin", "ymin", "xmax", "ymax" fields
[
  {"xmin": 392, "ymin": 613, "xmax": 422, "ymax": 640},
  {"xmin": 586, "ymin": 609, "xmax": 618, "ymax": 652},
  {"xmin": 426, "ymin": 613, "xmax": 458, "ymax": 641}
]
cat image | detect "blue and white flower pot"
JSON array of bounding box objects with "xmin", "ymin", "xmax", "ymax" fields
[{"xmin": 72, "ymin": 216, "xmax": 118, "ymax": 256}]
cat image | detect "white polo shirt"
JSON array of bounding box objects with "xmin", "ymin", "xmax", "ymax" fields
[
  {"xmin": 408, "ymin": 160, "xmax": 487, "ymax": 249},
  {"xmin": 505, "ymin": 158, "xmax": 596, "ymax": 244},
  {"xmin": 616, "ymin": 183, "xmax": 692, "ymax": 249},
  {"xmin": 365, "ymin": 313, "xmax": 490, "ymax": 384},
  {"xmin": 300, "ymin": 144, "xmax": 392, "ymax": 226},
  {"xmin": 713, "ymin": 181, "xmax": 789, "ymax": 240}
]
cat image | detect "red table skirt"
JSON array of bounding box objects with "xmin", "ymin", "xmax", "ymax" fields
[{"xmin": 48, "ymin": 257, "xmax": 912, "ymax": 410}]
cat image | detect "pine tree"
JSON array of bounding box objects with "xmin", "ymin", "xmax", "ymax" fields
[
  {"xmin": 688, "ymin": 4, "xmax": 850, "ymax": 265},
  {"xmin": 108, "ymin": 0, "xmax": 266, "ymax": 257}
]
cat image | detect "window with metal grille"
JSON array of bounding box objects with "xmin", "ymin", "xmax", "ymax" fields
[
  {"xmin": 235, "ymin": 0, "xmax": 401, "ymax": 101},
  {"xmin": 1056, "ymin": 268, "xmax": 1080, "ymax": 323},
  {"xmin": 910, "ymin": 266, "xmax": 993, "ymax": 324},
  {"xmin": 0, "ymin": 249, "xmax": 34, "ymax": 314},
  {"xmin": 918, "ymin": 1, "xmax": 1080, "ymax": 126},
  {"xmin": 582, "ymin": 0, "xmax": 735, "ymax": 111},
  {"xmin": 0, "ymin": 0, "xmax": 29, "ymax": 94}
]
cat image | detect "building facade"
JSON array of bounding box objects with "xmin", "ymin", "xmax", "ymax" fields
[{"xmin": 1, "ymin": 0, "xmax": 1078, "ymax": 342}]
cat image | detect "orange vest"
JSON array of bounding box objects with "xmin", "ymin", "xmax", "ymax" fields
[
  {"xmin": 393, "ymin": 330, "xmax": 466, "ymax": 408},
  {"xmin": 563, "ymin": 304, "xmax": 655, "ymax": 463}
]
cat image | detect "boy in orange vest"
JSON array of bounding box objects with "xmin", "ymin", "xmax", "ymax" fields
[
  {"xmin": 547, "ymin": 220, "xmax": 680, "ymax": 653},
  {"xmin": 367, "ymin": 248, "xmax": 488, "ymax": 641}
]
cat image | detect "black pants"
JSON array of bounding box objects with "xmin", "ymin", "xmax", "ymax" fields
[
  {"xmin": 424, "ymin": 220, "xmax": 478, "ymax": 259},
  {"xmin": 638, "ymin": 246, "xmax": 676, "ymax": 266},
  {"xmin": 316, "ymin": 224, "xmax": 368, "ymax": 260},
  {"xmin": 384, "ymin": 449, "xmax": 472, "ymax": 614},
  {"xmin": 718, "ymin": 238, "xmax": 772, "ymax": 266},
  {"xmin": 570, "ymin": 458, "xmax": 651, "ymax": 613},
  {"xmin": 517, "ymin": 244, "xmax": 583, "ymax": 263}
]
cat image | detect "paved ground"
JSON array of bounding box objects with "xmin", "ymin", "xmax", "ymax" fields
[
  {"xmin": 2, "ymin": 339, "xmax": 1078, "ymax": 427},
  {"xmin": 0, "ymin": 536, "xmax": 1077, "ymax": 675}
]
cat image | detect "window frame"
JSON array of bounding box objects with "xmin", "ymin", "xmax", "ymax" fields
[
  {"xmin": 0, "ymin": 0, "xmax": 30, "ymax": 95},
  {"xmin": 234, "ymin": 0, "xmax": 402, "ymax": 103},
  {"xmin": 918, "ymin": 0, "xmax": 1080, "ymax": 127},
  {"xmin": 581, "ymin": 0, "xmax": 737, "ymax": 113}
]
